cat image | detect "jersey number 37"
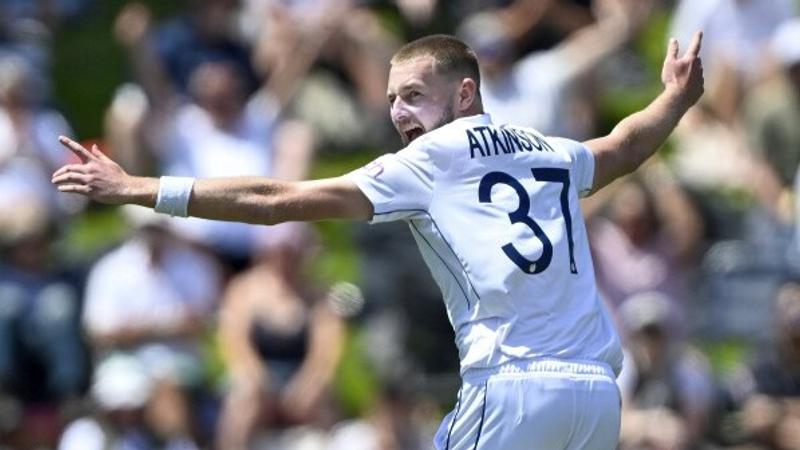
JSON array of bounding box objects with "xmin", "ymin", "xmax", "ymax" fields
[{"xmin": 479, "ymin": 168, "xmax": 578, "ymax": 275}]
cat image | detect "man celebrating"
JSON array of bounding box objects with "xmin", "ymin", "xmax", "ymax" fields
[{"xmin": 53, "ymin": 32, "xmax": 703, "ymax": 450}]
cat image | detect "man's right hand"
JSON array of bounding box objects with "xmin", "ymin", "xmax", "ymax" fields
[
  {"xmin": 51, "ymin": 136, "xmax": 156, "ymax": 206},
  {"xmin": 661, "ymin": 31, "xmax": 704, "ymax": 109},
  {"xmin": 585, "ymin": 31, "xmax": 705, "ymax": 192}
]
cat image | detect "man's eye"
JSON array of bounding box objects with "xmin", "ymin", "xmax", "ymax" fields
[{"xmin": 409, "ymin": 91, "xmax": 421, "ymax": 98}]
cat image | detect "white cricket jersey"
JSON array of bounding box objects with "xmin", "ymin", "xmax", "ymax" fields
[{"xmin": 349, "ymin": 113, "xmax": 623, "ymax": 376}]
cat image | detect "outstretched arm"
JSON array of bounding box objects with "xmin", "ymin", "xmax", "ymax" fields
[
  {"xmin": 51, "ymin": 137, "xmax": 374, "ymax": 224},
  {"xmin": 586, "ymin": 31, "xmax": 704, "ymax": 193}
]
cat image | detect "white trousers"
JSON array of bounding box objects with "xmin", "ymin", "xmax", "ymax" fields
[{"xmin": 434, "ymin": 359, "xmax": 621, "ymax": 450}]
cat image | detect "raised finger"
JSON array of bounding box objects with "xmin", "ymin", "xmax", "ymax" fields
[
  {"xmin": 666, "ymin": 37, "xmax": 679, "ymax": 61},
  {"xmin": 58, "ymin": 136, "xmax": 94, "ymax": 162},
  {"xmin": 686, "ymin": 30, "xmax": 703, "ymax": 59}
]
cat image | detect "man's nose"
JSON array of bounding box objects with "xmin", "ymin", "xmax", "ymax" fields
[{"xmin": 391, "ymin": 99, "xmax": 410, "ymax": 123}]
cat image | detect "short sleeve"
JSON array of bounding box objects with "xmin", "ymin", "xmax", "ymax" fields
[
  {"xmin": 548, "ymin": 137, "xmax": 595, "ymax": 197},
  {"xmin": 348, "ymin": 145, "xmax": 435, "ymax": 223}
]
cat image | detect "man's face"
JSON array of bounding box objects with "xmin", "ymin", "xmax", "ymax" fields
[{"xmin": 387, "ymin": 56, "xmax": 459, "ymax": 145}]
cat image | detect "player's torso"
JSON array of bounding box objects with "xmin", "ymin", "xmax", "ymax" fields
[
  {"xmin": 412, "ymin": 115, "xmax": 619, "ymax": 370},
  {"xmin": 420, "ymin": 119, "xmax": 594, "ymax": 312}
]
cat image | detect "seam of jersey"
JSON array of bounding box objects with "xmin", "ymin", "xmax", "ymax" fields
[
  {"xmin": 424, "ymin": 214, "xmax": 483, "ymax": 302},
  {"xmin": 444, "ymin": 387, "xmax": 463, "ymax": 450},
  {"xmin": 374, "ymin": 208, "xmax": 483, "ymax": 306},
  {"xmin": 408, "ymin": 219, "xmax": 473, "ymax": 310}
]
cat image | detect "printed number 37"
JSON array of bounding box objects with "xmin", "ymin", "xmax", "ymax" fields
[{"xmin": 478, "ymin": 168, "xmax": 577, "ymax": 275}]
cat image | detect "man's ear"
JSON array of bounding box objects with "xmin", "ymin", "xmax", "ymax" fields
[{"xmin": 457, "ymin": 78, "xmax": 478, "ymax": 112}]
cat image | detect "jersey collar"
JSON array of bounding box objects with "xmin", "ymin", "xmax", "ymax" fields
[{"xmin": 452, "ymin": 113, "xmax": 492, "ymax": 126}]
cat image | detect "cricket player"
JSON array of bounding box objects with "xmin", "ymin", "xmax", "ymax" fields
[{"xmin": 53, "ymin": 32, "xmax": 704, "ymax": 449}]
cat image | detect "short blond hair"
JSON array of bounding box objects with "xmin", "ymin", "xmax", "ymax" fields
[{"xmin": 391, "ymin": 34, "xmax": 481, "ymax": 88}]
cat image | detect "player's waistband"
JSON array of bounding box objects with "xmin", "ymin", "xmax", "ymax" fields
[{"xmin": 461, "ymin": 357, "xmax": 616, "ymax": 384}]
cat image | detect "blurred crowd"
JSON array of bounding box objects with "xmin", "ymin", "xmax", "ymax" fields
[{"xmin": 0, "ymin": 0, "xmax": 799, "ymax": 449}]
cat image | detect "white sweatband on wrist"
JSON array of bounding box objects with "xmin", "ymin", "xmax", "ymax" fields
[{"xmin": 154, "ymin": 176, "xmax": 195, "ymax": 217}]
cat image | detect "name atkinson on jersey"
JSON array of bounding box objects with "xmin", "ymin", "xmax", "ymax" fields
[{"xmin": 466, "ymin": 125, "xmax": 555, "ymax": 159}]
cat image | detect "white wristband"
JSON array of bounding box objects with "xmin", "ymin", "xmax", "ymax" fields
[{"xmin": 154, "ymin": 176, "xmax": 195, "ymax": 217}]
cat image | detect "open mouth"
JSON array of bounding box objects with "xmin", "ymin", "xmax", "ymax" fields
[{"xmin": 404, "ymin": 126, "xmax": 425, "ymax": 143}]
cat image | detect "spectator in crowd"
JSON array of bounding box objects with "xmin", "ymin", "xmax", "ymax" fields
[
  {"xmin": 670, "ymin": 0, "xmax": 796, "ymax": 123},
  {"xmin": 216, "ymin": 223, "xmax": 348, "ymax": 450},
  {"xmin": 666, "ymin": 7, "xmax": 797, "ymax": 282},
  {"xmin": 458, "ymin": 0, "xmax": 650, "ymax": 139},
  {"xmin": 82, "ymin": 206, "xmax": 223, "ymax": 448},
  {"xmin": 114, "ymin": 2, "xmax": 315, "ymax": 268},
  {"xmin": 242, "ymin": 1, "xmax": 399, "ymax": 151},
  {"xmin": 726, "ymin": 282, "xmax": 800, "ymax": 450},
  {"xmin": 0, "ymin": 54, "xmax": 70, "ymax": 170},
  {"xmin": 58, "ymin": 354, "xmax": 198, "ymax": 450},
  {"xmin": 666, "ymin": 2, "xmax": 797, "ymax": 246},
  {"xmin": 740, "ymin": 18, "xmax": 800, "ymax": 227},
  {"xmin": 587, "ymin": 171, "xmax": 704, "ymax": 323},
  {"xmin": 147, "ymin": 0, "xmax": 256, "ymax": 96},
  {"xmin": 0, "ymin": 54, "xmax": 78, "ymax": 214},
  {"xmin": 744, "ymin": 19, "xmax": 800, "ymax": 191},
  {"xmin": 0, "ymin": 194, "xmax": 88, "ymax": 450},
  {"xmin": 666, "ymin": 99, "xmax": 785, "ymax": 245},
  {"xmin": 616, "ymin": 291, "xmax": 715, "ymax": 450}
]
